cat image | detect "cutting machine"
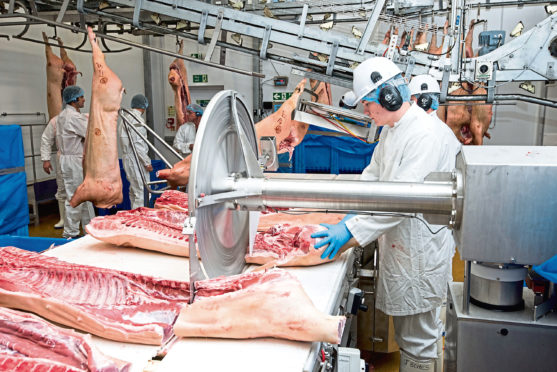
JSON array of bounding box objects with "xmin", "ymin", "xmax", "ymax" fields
[{"xmin": 186, "ymin": 90, "xmax": 557, "ymax": 371}]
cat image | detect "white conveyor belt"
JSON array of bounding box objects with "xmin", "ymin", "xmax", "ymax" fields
[{"xmin": 45, "ymin": 235, "xmax": 355, "ymax": 372}]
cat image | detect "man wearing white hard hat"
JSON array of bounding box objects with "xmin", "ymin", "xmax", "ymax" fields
[{"xmin": 312, "ymin": 58, "xmax": 451, "ymax": 372}]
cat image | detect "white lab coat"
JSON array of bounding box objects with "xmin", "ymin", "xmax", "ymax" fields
[
  {"xmin": 40, "ymin": 116, "xmax": 66, "ymax": 202},
  {"xmin": 345, "ymin": 104, "xmax": 452, "ymax": 317},
  {"xmin": 173, "ymin": 122, "xmax": 196, "ymax": 157},
  {"xmin": 56, "ymin": 105, "xmax": 95, "ymax": 237},
  {"xmin": 120, "ymin": 109, "xmax": 151, "ymax": 209}
]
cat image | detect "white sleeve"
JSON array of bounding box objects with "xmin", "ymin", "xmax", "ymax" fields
[
  {"xmin": 173, "ymin": 126, "xmax": 189, "ymax": 154},
  {"xmin": 345, "ymin": 131, "xmax": 443, "ymax": 247},
  {"xmin": 40, "ymin": 119, "xmax": 56, "ymax": 161},
  {"xmin": 132, "ymin": 127, "xmax": 151, "ymax": 167},
  {"xmin": 69, "ymin": 113, "xmax": 89, "ymax": 139}
]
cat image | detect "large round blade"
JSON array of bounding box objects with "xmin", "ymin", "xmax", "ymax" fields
[{"xmin": 188, "ymin": 91, "xmax": 257, "ymax": 278}]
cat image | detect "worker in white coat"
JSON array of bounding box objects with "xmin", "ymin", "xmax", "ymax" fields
[
  {"xmin": 173, "ymin": 103, "xmax": 204, "ymax": 157},
  {"xmin": 119, "ymin": 94, "xmax": 152, "ymax": 209},
  {"xmin": 311, "ymin": 58, "xmax": 451, "ymax": 372},
  {"xmin": 409, "ymin": 74, "xmax": 462, "ymax": 286},
  {"xmin": 40, "ymin": 115, "xmax": 66, "ymax": 229},
  {"xmin": 56, "ymin": 85, "xmax": 95, "ymax": 239}
]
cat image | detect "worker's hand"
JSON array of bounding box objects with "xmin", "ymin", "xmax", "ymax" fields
[
  {"xmin": 189, "ymin": 143, "xmax": 194, "ymax": 151},
  {"xmin": 43, "ymin": 160, "xmax": 53, "ymax": 174},
  {"xmin": 145, "ymin": 164, "xmax": 153, "ymax": 172},
  {"xmin": 311, "ymin": 216, "xmax": 354, "ymax": 260}
]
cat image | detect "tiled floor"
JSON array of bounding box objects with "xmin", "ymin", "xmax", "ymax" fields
[{"xmin": 28, "ymin": 201, "xmax": 466, "ymax": 372}]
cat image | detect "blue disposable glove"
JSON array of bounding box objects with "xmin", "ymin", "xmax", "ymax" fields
[{"xmin": 311, "ymin": 215, "xmax": 355, "ymax": 260}]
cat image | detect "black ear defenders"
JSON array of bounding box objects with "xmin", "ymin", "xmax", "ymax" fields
[
  {"xmin": 416, "ymin": 93, "xmax": 433, "ymax": 111},
  {"xmin": 378, "ymin": 85, "xmax": 403, "ymax": 111},
  {"xmin": 339, "ymin": 97, "xmax": 357, "ymax": 110}
]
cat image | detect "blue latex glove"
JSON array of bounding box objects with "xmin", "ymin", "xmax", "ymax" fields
[
  {"xmin": 533, "ymin": 254, "xmax": 557, "ymax": 283},
  {"xmin": 311, "ymin": 215, "xmax": 355, "ymax": 260}
]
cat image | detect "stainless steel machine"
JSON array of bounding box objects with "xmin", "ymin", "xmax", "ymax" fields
[{"xmin": 185, "ymin": 90, "xmax": 557, "ymax": 371}]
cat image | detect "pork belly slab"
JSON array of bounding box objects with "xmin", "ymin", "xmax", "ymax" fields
[
  {"xmin": 70, "ymin": 27, "xmax": 124, "ymax": 209},
  {"xmin": 174, "ymin": 269, "xmax": 345, "ymax": 344},
  {"xmin": 86, "ymin": 207, "xmax": 191, "ymax": 257},
  {"xmin": 0, "ymin": 246, "xmax": 190, "ymax": 345},
  {"xmin": 154, "ymin": 190, "xmax": 189, "ymax": 213},
  {"xmin": 0, "ymin": 307, "xmax": 129, "ymax": 372}
]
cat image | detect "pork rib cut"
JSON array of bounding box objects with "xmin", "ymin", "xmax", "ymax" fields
[
  {"xmin": 154, "ymin": 190, "xmax": 189, "ymax": 212},
  {"xmin": 70, "ymin": 27, "xmax": 124, "ymax": 209},
  {"xmin": 0, "ymin": 307, "xmax": 130, "ymax": 372},
  {"xmin": 0, "ymin": 246, "xmax": 190, "ymax": 345},
  {"xmin": 86, "ymin": 207, "xmax": 192, "ymax": 257},
  {"xmin": 257, "ymin": 211, "xmax": 345, "ymax": 232},
  {"xmin": 174, "ymin": 269, "xmax": 345, "ymax": 344}
]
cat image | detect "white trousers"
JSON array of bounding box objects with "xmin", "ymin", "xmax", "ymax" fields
[
  {"xmin": 54, "ymin": 153, "xmax": 67, "ymax": 202},
  {"xmin": 60, "ymin": 155, "xmax": 95, "ymax": 237},
  {"xmin": 392, "ymin": 307, "xmax": 443, "ymax": 360},
  {"xmin": 122, "ymin": 155, "xmax": 147, "ymax": 210}
]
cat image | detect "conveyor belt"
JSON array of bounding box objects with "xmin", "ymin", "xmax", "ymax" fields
[{"xmin": 45, "ymin": 235, "xmax": 355, "ymax": 372}]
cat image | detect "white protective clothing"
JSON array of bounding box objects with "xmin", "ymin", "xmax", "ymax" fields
[
  {"xmin": 393, "ymin": 306, "xmax": 443, "ymax": 360},
  {"xmin": 173, "ymin": 122, "xmax": 196, "ymax": 157},
  {"xmin": 55, "ymin": 105, "xmax": 95, "ymax": 238},
  {"xmin": 399, "ymin": 349, "xmax": 435, "ymax": 372},
  {"xmin": 345, "ymin": 104, "xmax": 453, "ymax": 317},
  {"xmin": 40, "ymin": 116, "xmax": 67, "ymax": 203},
  {"xmin": 120, "ymin": 109, "xmax": 151, "ymax": 209}
]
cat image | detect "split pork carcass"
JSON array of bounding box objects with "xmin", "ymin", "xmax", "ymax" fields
[
  {"xmin": 70, "ymin": 27, "xmax": 124, "ymax": 209},
  {"xmin": 428, "ymin": 20, "xmax": 449, "ymax": 54},
  {"xmin": 174, "ymin": 269, "xmax": 346, "ymax": 344},
  {"xmin": 438, "ymin": 19, "xmax": 493, "ymax": 145},
  {"xmin": 86, "ymin": 207, "xmax": 192, "ymax": 257},
  {"xmin": 0, "ymin": 307, "xmax": 130, "ymax": 371},
  {"xmin": 43, "ymin": 32, "xmax": 80, "ymax": 119},
  {"xmin": 0, "ymin": 246, "xmax": 190, "ymax": 345},
  {"xmin": 168, "ymin": 40, "xmax": 192, "ymax": 129},
  {"xmin": 246, "ymin": 223, "xmax": 351, "ymax": 268}
]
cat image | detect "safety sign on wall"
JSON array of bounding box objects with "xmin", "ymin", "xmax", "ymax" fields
[
  {"xmin": 272, "ymin": 92, "xmax": 292, "ymax": 101},
  {"xmin": 193, "ymin": 74, "xmax": 209, "ymax": 83}
]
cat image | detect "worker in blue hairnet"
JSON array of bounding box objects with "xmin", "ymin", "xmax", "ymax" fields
[
  {"xmin": 173, "ymin": 103, "xmax": 204, "ymax": 157},
  {"xmin": 119, "ymin": 94, "xmax": 153, "ymax": 209},
  {"xmin": 56, "ymin": 85, "xmax": 95, "ymax": 238}
]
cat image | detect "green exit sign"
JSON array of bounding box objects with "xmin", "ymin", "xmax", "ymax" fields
[
  {"xmin": 272, "ymin": 92, "xmax": 292, "ymax": 101},
  {"xmin": 196, "ymin": 99, "xmax": 210, "ymax": 107},
  {"xmin": 193, "ymin": 74, "xmax": 208, "ymax": 83},
  {"xmin": 190, "ymin": 53, "xmax": 203, "ymax": 59}
]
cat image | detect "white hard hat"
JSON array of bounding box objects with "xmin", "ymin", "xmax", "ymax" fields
[
  {"xmin": 351, "ymin": 57, "xmax": 402, "ymax": 102},
  {"xmin": 408, "ymin": 74, "xmax": 441, "ymax": 95},
  {"xmin": 340, "ymin": 90, "xmax": 358, "ymax": 108}
]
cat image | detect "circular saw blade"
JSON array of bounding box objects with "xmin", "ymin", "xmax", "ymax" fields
[{"xmin": 188, "ymin": 91, "xmax": 258, "ymax": 278}]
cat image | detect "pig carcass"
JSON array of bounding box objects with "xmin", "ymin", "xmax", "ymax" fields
[
  {"xmin": 0, "ymin": 246, "xmax": 190, "ymax": 345},
  {"xmin": 174, "ymin": 269, "xmax": 346, "ymax": 344},
  {"xmin": 0, "ymin": 307, "xmax": 130, "ymax": 372},
  {"xmin": 168, "ymin": 40, "xmax": 192, "ymax": 129},
  {"xmin": 86, "ymin": 207, "xmax": 192, "ymax": 257},
  {"xmin": 439, "ymin": 19, "xmax": 493, "ymax": 145},
  {"xmin": 428, "ymin": 21, "xmax": 449, "ymax": 54},
  {"xmin": 43, "ymin": 32, "xmax": 80, "ymax": 120},
  {"xmin": 70, "ymin": 27, "xmax": 124, "ymax": 209}
]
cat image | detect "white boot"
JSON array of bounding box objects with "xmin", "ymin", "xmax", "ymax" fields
[
  {"xmin": 54, "ymin": 200, "xmax": 65, "ymax": 229},
  {"xmin": 400, "ymin": 350, "xmax": 435, "ymax": 372}
]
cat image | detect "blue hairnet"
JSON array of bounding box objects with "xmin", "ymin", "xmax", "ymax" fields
[
  {"xmin": 362, "ymin": 74, "xmax": 411, "ymax": 104},
  {"xmin": 62, "ymin": 85, "xmax": 85, "ymax": 104},
  {"xmin": 430, "ymin": 93, "xmax": 440, "ymax": 110},
  {"xmin": 131, "ymin": 94, "xmax": 149, "ymax": 110},
  {"xmin": 186, "ymin": 103, "xmax": 204, "ymax": 116}
]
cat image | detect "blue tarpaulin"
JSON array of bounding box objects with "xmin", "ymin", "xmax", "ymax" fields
[{"xmin": 0, "ymin": 125, "xmax": 29, "ymax": 235}]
